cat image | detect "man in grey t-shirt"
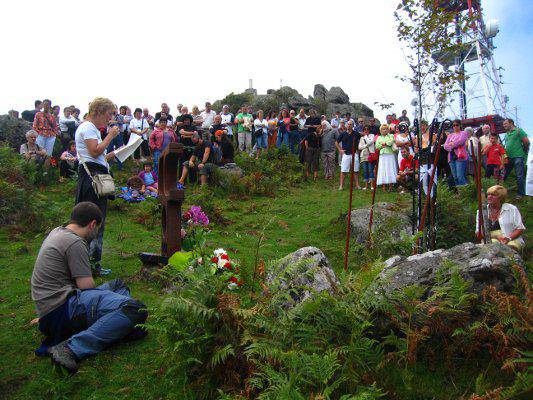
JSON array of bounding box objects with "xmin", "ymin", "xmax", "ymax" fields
[{"xmin": 31, "ymin": 202, "xmax": 148, "ymax": 373}]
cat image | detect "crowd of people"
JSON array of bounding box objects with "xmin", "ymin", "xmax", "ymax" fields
[
  {"xmin": 14, "ymin": 97, "xmax": 527, "ymax": 374},
  {"xmin": 17, "ymin": 100, "xmax": 529, "ymax": 199}
]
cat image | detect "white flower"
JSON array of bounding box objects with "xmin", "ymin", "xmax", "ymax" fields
[
  {"xmin": 213, "ymin": 248, "xmax": 227, "ymax": 257},
  {"xmin": 227, "ymin": 282, "xmax": 238, "ymax": 290}
]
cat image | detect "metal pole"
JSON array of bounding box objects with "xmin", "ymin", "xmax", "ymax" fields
[{"xmin": 343, "ymin": 134, "xmax": 357, "ymax": 271}]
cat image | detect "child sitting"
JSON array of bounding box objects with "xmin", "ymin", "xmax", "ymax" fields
[
  {"xmin": 482, "ymin": 133, "xmax": 506, "ymax": 182},
  {"xmin": 138, "ymin": 162, "xmax": 158, "ymax": 195},
  {"xmin": 126, "ymin": 175, "xmax": 146, "ymax": 198}
]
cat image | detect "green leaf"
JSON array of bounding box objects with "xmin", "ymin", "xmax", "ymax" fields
[{"xmin": 168, "ymin": 251, "xmax": 193, "ymax": 271}]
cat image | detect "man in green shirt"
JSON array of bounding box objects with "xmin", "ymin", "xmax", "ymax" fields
[
  {"xmin": 503, "ymin": 118, "xmax": 529, "ymax": 198},
  {"xmin": 235, "ymin": 105, "xmax": 253, "ymax": 154}
]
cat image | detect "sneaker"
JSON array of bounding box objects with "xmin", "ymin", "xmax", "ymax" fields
[
  {"xmin": 91, "ymin": 262, "xmax": 112, "ymax": 276},
  {"xmin": 50, "ymin": 341, "xmax": 78, "ymax": 374},
  {"xmin": 338, "ymin": 186, "xmax": 343, "ymax": 191},
  {"xmin": 362, "ymin": 187, "xmax": 367, "ymax": 190}
]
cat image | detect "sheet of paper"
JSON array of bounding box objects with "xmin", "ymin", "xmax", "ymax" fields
[{"xmin": 114, "ymin": 134, "xmax": 143, "ymax": 163}]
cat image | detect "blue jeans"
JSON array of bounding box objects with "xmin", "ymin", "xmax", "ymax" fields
[
  {"xmin": 449, "ymin": 159, "xmax": 467, "ymax": 186},
  {"xmin": 504, "ymin": 157, "xmax": 526, "ymax": 196},
  {"xmin": 36, "ymin": 135, "xmax": 56, "ymax": 156},
  {"xmin": 256, "ymin": 132, "xmax": 268, "ymax": 149},
  {"xmin": 276, "ymin": 131, "xmax": 289, "ymax": 148},
  {"xmin": 288, "ymin": 131, "xmax": 299, "ymax": 154},
  {"xmin": 153, "ymin": 149, "xmax": 162, "ymax": 176},
  {"xmin": 361, "ymin": 161, "xmax": 375, "ymax": 181},
  {"xmin": 107, "ymin": 133, "xmax": 124, "ymax": 170},
  {"xmin": 66, "ymin": 279, "xmax": 147, "ymax": 358}
]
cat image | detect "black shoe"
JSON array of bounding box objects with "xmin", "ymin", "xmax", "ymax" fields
[{"xmin": 50, "ymin": 341, "xmax": 78, "ymax": 374}]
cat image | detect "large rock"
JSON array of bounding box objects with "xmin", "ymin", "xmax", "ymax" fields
[
  {"xmin": 213, "ymin": 163, "xmax": 244, "ymax": 189},
  {"xmin": 313, "ymin": 84, "xmax": 327, "ymax": 101},
  {"xmin": 266, "ymin": 247, "xmax": 339, "ymax": 309},
  {"xmin": 326, "ymin": 87, "xmax": 350, "ymax": 104},
  {"xmin": 347, "ymin": 202, "xmax": 412, "ymax": 244},
  {"xmin": 378, "ymin": 242, "xmax": 524, "ymax": 297},
  {"xmin": 0, "ymin": 115, "xmax": 32, "ymax": 151}
]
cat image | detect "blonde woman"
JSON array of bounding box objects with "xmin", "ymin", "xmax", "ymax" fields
[
  {"xmin": 75, "ymin": 97, "xmax": 119, "ymax": 273},
  {"xmin": 476, "ymin": 185, "xmax": 526, "ymax": 251},
  {"xmin": 375, "ymin": 124, "xmax": 397, "ymax": 191}
]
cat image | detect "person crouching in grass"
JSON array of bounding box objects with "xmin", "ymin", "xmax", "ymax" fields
[{"xmin": 397, "ymin": 147, "xmax": 418, "ymax": 194}]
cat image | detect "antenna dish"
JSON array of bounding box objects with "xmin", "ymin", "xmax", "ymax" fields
[{"xmin": 485, "ymin": 19, "xmax": 499, "ymax": 38}]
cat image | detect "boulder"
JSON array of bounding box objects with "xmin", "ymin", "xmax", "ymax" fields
[
  {"xmin": 326, "ymin": 87, "xmax": 350, "ymax": 104},
  {"xmin": 347, "ymin": 202, "xmax": 412, "ymax": 244},
  {"xmin": 378, "ymin": 242, "xmax": 524, "ymax": 297},
  {"xmin": 213, "ymin": 163, "xmax": 244, "ymax": 189},
  {"xmin": 313, "ymin": 84, "xmax": 327, "ymax": 101},
  {"xmin": 0, "ymin": 115, "xmax": 32, "ymax": 151},
  {"xmin": 266, "ymin": 247, "xmax": 339, "ymax": 309}
]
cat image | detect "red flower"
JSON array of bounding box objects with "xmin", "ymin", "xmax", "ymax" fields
[
  {"xmin": 229, "ymin": 276, "xmax": 238, "ymax": 283},
  {"xmin": 224, "ymin": 262, "xmax": 232, "ymax": 270},
  {"xmin": 211, "ymin": 257, "xmax": 218, "ymax": 263},
  {"xmin": 220, "ymin": 254, "xmax": 229, "ymax": 260},
  {"xmin": 183, "ymin": 212, "xmax": 191, "ymax": 220}
]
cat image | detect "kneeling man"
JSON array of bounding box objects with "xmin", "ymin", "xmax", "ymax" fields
[{"xmin": 31, "ymin": 202, "xmax": 148, "ymax": 373}]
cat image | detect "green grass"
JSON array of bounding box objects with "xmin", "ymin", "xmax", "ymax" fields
[{"xmin": 0, "ymin": 168, "xmax": 530, "ymax": 399}]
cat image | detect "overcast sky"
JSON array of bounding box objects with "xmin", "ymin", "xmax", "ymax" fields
[{"xmin": 1, "ymin": 0, "xmax": 530, "ymax": 134}]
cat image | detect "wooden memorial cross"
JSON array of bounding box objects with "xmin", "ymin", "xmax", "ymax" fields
[{"xmin": 139, "ymin": 142, "xmax": 184, "ymax": 266}]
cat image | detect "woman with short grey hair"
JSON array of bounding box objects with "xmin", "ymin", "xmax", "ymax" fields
[
  {"xmin": 20, "ymin": 129, "xmax": 50, "ymax": 168},
  {"xmin": 320, "ymin": 120, "xmax": 338, "ymax": 180}
]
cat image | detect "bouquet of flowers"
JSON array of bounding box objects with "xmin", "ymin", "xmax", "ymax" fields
[
  {"xmin": 181, "ymin": 206, "xmax": 210, "ymax": 251},
  {"xmin": 210, "ymin": 248, "xmax": 244, "ymax": 290}
]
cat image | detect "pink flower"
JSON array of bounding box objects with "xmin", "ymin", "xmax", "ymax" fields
[{"xmin": 180, "ymin": 229, "xmax": 187, "ymax": 238}]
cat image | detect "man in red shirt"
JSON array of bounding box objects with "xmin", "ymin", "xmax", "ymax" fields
[
  {"xmin": 397, "ymin": 147, "xmax": 418, "ymax": 193},
  {"xmin": 482, "ymin": 133, "xmax": 506, "ymax": 182}
]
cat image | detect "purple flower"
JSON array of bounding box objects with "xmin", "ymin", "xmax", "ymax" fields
[{"xmin": 188, "ymin": 206, "xmax": 209, "ymax": 226}]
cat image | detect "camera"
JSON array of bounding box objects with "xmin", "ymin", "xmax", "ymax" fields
[{"xmin": 398, "ymin": 122, "xmax": 409, "ymax": 134}]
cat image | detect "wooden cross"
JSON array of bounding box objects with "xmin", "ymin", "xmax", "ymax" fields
[
  {"xmin": 158, "ymin": 142, "xmax": 185, "ymax": 257},
  {"xmin": 138, "ymin": 142, "xmax": 184, "ymax": 267}
]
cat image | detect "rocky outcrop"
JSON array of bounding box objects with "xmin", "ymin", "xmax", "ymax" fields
[
  {"xmin": 266, "ymin": 247, "xmax": 339, "ymax": 309},
  {"xmin": 213, "ymin": 84, "xmax": 374, "ymax": 118},
  {"xmin": 347, "ymin": 202, "xmax": 412, "ymax": 244},
  {"xmin": 0, "ymin": 115, "xmax": 32, "ymax": 151},
  {"xmin": 377, "ymin": 242, "xmax": 524, "ymax": 297},
  {"xmin": 213, "ymin": 163, "xmax": 244, "ymax": 189}
]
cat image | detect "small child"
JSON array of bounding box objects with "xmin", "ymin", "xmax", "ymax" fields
[
  {"xmin": 482, "ymin": 133, "xmax": 506, "ymax": 182},
  {"xmin": 138, "ymin": 162, "xmax": 158, "ymax": 195},
  {"xmin": 126, "ymin": 175, "xmax": 145, "ymax": 198}
]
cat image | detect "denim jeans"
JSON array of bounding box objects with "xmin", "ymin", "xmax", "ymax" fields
[
  {"xmin": 504, "ymin": 157, "xmax": 526, "ymax": 196},
  {"xmin": 66, "ymin": 279, "xmax": 147, "ymax": 358},
  {"xmin": 107, "ymin": 133, "xmax": 124, "ymax": 170},
  {"xmin": 361, "ymin": 161, "xmax": 375, "ymax": 181},
  {"xmin": 36, "ymin": 135, "xmax": 56, "ymax": 156},
  {"xmin": 153, "ymin": 149, "xmax": 162, "ymax": 176},
  {"xmin": 255, "ymin": 132, "xmax": 268, "ymax": 149},
  {"xmin": 276, "ymin": 131, "xmax": 289, "ymax": 148},
  {"xmin": 449, "ymin": 159, "xmax": 467, "ymax": 186},
  {"xmin": 288, "ymin": 131, "xmax": 300, "ymax": 154}
]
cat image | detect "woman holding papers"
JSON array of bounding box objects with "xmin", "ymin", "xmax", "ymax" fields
[{"xmin": 74, "ymin": 97, "xmax": 119, "ymax": 275}]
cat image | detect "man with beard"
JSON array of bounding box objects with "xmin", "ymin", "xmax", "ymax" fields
[{"xmin": 31, "ymin": 202, "xmax": 148, "ymax": 373}]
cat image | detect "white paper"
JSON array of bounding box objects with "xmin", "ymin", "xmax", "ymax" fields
[{"xmin": 114, "ymin": 135, "xmax": 143, "ymax": 163}]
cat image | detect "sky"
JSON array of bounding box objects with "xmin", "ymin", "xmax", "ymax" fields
[{"xmin": 1, "ymin": 0, "xmax": 531, "ymax": 134}]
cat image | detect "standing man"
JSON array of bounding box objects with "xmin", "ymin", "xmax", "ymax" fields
[
  {"xmin": 235, "ymin": 105, "xmax": 253, "ymax": 154},
  {"xmin": 33, "ymin": 99, "xmax": 59, "ymax": 156},
  {"xmin": 22, "ymin": 100, "xmax": 43, "ymax": 123},
  {"xmin": 368, "ymin": 117, "xmax": 380, "ymax": 137},
  {"xmin": 330, "ymin": 111, "xmax": 342, "ymax": 129},
  {"xmin": 129, "ymin": 108, "xmax": 150, "ymax": 162},
  {"xmin": 200, "ymin": 102, "xmax": 217, "ymax": 140},
  {"xmin": 220, "ymin": 104, "xmax": 235, "ymax": 143},
  {"xmin": 31, "ymin": 202, "xmax": 148, "ymax": 373},
  {"xmin": 335, "ymin": 120, "xmax": 361, "ymax": 190},
  {"xmin": 154, "ymin": 103, "xmax": 174, "ymax": 127},
  {"xmin": 398, "ymin": 110, "xmax": 411, "ymax": 126},
  {"xmin": 503, "ymin": 118, "xmax": 529, "ymax": 199}
]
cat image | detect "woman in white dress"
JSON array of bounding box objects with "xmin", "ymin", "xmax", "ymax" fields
[{"xmin": 375, "ymin": 124, "xmax": 397, "ymax": 191}]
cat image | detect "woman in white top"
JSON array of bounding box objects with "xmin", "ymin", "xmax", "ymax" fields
[
  {"xmin": 129, "ymin": 107, "xmax": 150, "ymax": 162},
  {"xmin": 75, "ymin": 97, "xmax": 119, "ymax": 271},
  {"xmin": 59, "ymin": 107, "xmax": 78, "ymax": 151},
  {"xmin": 253, "ymin": 110, "xmax": 268, "ymax": 159},
  {"xmin": 476, "ymin": 185, "xmax": 526, "ymax": 251},
  {"xmin": 394, "ymin": 123, "xmax": 413, "ymax": 167}
]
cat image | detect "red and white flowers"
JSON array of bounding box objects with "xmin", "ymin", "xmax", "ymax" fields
[{"xmin": 210, "ymin": 248, "xmax": 243, "ymax": 289}]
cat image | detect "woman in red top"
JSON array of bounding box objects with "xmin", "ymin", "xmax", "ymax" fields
[
  {"xmin": 149, "ymin": 118, "xmax": 178, "ymax": 175},
  {"xmin": 33, "ymin": 99, "xmax": 59, "ymax": 156},
  {"xmin": 482, "ymin": 133, "xmax": 506, "ymax": 182}
]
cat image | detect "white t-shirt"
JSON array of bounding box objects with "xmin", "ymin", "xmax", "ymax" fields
[
  {"xmin": 200, "ymin": 110, "xmax": 217, "ymax": 129},
  {"xmin": 220, "ymin": 113, "xmax": 234, "ymax": 136},
  {"xmin": 129, "ymin": 117, "xmax": 149, "ymax": 140},
  {"xmin": 59, "ymin": 115, "xmax": 77, "ymax": 132},
  {"xmin": 253, "ymin": 118, "xmax": 268, "ymax": 134},
  {"xmin": 75, "ymin": 121, "xmax": 107, "ymax": 167}
]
